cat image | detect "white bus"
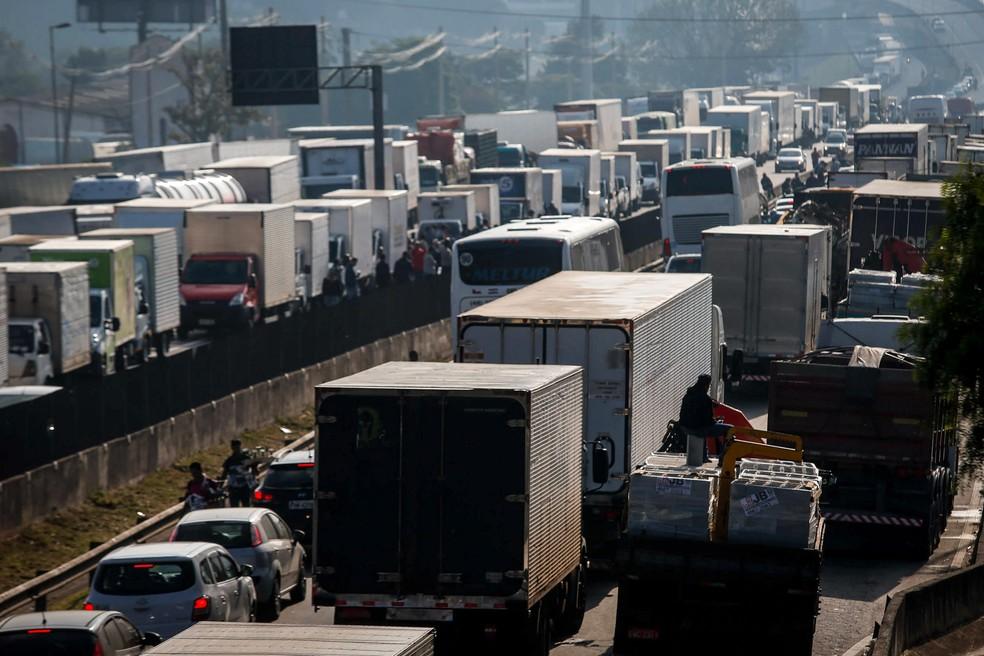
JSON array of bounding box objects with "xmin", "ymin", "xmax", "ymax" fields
[
  {"xmin": 908, "ymin": 95, "xmax": 948, "ymax": 125},
  {"xmin": 451, "ymin": 216, "xmax": 623, "ymax": 318},
  {"xmin": 660, "ymin": 157, "xmax": 760, "ymax": 256}
]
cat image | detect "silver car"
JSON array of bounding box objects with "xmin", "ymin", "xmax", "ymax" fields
[
  {"xmin": 85, "ymin": 542, "xmax": 256, "ymax": 640},
  {"xmin": 171, "ymin": 508, "xmax": 306, "ymax": 621}
]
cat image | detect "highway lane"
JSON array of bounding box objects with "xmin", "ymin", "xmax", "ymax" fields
[{"xmin": 271, "ymin": 386, "xmax": 982, "ymax": 656}]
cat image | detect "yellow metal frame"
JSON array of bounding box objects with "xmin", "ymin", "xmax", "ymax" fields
[{"xmin": 711, "ymin": 429, "xmax": 804, "ymax": 542}]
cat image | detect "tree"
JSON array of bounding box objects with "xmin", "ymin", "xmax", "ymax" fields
[
  {"xmin": 0, "ymin": 30, "xmax": 45, "ymax": 97},
  {"xmin": 627, "ymin": 0, "xmax": 798, "ymax": 89},
  {"xmin": 164, "ymin": 48, "xmax": 263, "ymax": 142},
  {"xmin": 908, "ymin": 167, "xmax": 984, "ymax": 470}
]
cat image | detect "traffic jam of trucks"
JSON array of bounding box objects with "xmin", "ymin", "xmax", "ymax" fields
[{"xmin": 2, "ymin": 45, "xmax": 983, "ymax": 656}]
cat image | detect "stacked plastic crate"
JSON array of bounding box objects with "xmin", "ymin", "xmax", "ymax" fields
[
  {"xmin": 627, "ymin": 453, "xmax": 718, "ymax": 541},
  {"xmin": 728, "ymin": 459, "xmax": 822, "ymax": 548}
]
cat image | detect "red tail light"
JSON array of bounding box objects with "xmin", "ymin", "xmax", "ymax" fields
[
  {"xmin": 662, "ymin": 238, "xmax": 671, "ymax": 258},
  {"xmin": 82, "ymin": 602, "xmax": 95, "ymax": 611},
  {"xmin": 27, "ymin": 629, "xmax": 52, "ymax": 634},
  {"xmin": 297, "ymin": 462, "xmax": 315, "ymax": 469},
  {"xmin": 92, "ymin": 640, "xmax": 104, "ymax": 656},
  {"xmin": 251, "ymin": 525, "xmax": 263, "ymax": 547},
  {"xmin": 254, "ymin": 489, "xmax": 273, "ymax": 503},
  {"xmin": 191, "ymin": 595, "xmax": 211, "ymax": 620}
]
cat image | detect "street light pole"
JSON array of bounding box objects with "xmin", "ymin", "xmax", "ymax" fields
[{"xmin": 49, "ymin": 22, "xmax": 71, "ymax": 165}]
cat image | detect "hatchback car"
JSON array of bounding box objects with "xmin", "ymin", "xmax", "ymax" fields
[
  {"xmin": 0, "ymin": 610, "xmax": 161, "ymax": 656},
  {"xmin": 251, "ymin": 449, "xmax": 315, "ymax": 545},
  {"xmin": 171, "ymin": 508, "xmax": 306, "ymax": 621},
  {"xmin": 85, "ymin": 542, "xmax": 256, "ymax": 640},
  {"xmin": 775, "ymin": 148, "xmax": 806, "ymax": 172}
]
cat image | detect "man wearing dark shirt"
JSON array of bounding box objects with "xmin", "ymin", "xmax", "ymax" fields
[
  {"xmin": 222, "ymin": 440, "xmax": 255, "ymax": 507},
  {"xmin": 678, "ymin": 375, "xmax": 732, "ymax": 460}
]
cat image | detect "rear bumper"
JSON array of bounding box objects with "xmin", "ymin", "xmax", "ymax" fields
[{"xmin": 181, "ymin": 302, "xmax": 252, "ymax": 328}]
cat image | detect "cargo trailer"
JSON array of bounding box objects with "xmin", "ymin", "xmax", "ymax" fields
[
  {"xmin": 701, "ymin": 225, "xmax": 831, "ymax": 380},
  {"xmin": 554, "ymin": 99, "xmax": 623, "ymax": 151},
  {"xmin": 0, "ymin": 235, "xmax": 67, "ymax": 262},
  {"xmin": 621, "ymin": 116, "xmax": 638, "ymax": 140},
  {"xmin": 30, "ymin": 239, "xmax": 136, "ymax": 375},
  {"xmin": 457, "ymin": 272, "xmax": 722, "ymax": 553},
  {"xmin": 208, "ymin": 156, "xmax": 300, "ymax": 204},
  {"xmin": 647, "ymin": 89, "xmax": 701, "ymax": 127},
  {"xmin": 181, "ymin": 204, "xmax": 296, "ymax": 330},
  {"xmin": 96, "ymin": 142, "xmax": 215, "ymax": 175},
  {"xmin": 744, "ymin": 91, "xmax": 797, "ymax": 147},
  {"xmin": 468, "ymin": 167, "xmax": 545, "ymax": 222},
  {"xmin": 293, "ymin": 213, "xmax": 330, "ymax": 305},
  {"xmin": 618, "ymin": 140, "xmax": 669, "ymax": 203},
  {"xmin": 466, "ymin": 110, "xmax": 558, "ymax": 154},
  {"xmin": 215, "ymin": 139, "xmax": 297, "ymax": 160},
  {"xmin": 146, "ymin": 623, "xmax": 435, "ymax": 656},
  {"xmin": 314, "ymin": 362, "xmax": 586, "ymax": 652},
  {"xmin": 80, "ymin": 228, "xmax": 180, "ymax": 356},
  {"xmin": 323, "ymin": 190, "xmax": 409, "ymax": 267},
  {"xmin": 464, "ymin": 128, "xmax": 498, "ymax": 168},
  {"xmin": 3, "ymin": 206, "xmax": 77, "ymax": 236},
  {"xmin": 392, "ymin": 140, "xmax": 420, "ymax": 213},
  {"xmin": 299, "ymin": 138, "xmax": 394, "ymax": 196},
  {"xmin": 417, "ymin": 191, "xmax": 477, "ymax": 242},
  {"xmin": 536, "ymin": 150, "xmax": 600, "ymax": 216},
  {"xmin": 819, "ymin": 86, "xmax": 860, "ymax": 128},
  {"xmin": 642, "ymin": 130, "xmax": 691, "ymax": 164},
  {"xmin": 293, "ymin": 198, "xmax": 374, "ymax": 282},
  {"xmin": 849, "ymin": 179, "xmax": 944, "ymax": 272},
  {"xmin": 853, "ymin": 124, "xmax": 929, "ymax": 175},
  {"xmin": 287, "ymin": 124, "xmax": 410, "ymax": 141},
  {"xmin": 113, "ymin": 198, "xmax": 213, "ymax": 267},
  {"xmin": 541, "ymin": 169, "xmax": 563, "ymax": 212},
  {"xmin": 443, "ymin": 183, "xmax": 501, "ymax": 227},
  {"xmin": 3, "ymin": 261, "xmax": 90, "ymax": 383},
  {"xmin": 770, "ymin": 347, "xmax": 957, "ymax": 556}
]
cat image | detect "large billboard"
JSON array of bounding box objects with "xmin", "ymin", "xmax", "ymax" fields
[
  {"xmin": 229, "ymin": 26, "xmax": 320, "ymax": 106},
  {"xmin": 77, "ymin": 0, "xmax": 215, "ymax": 24}
]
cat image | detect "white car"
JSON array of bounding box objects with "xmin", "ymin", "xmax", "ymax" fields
[
  {"xmin": 775, "ymin": 148, "xmax": 807, "ymax": 172},
  {"xmin": 85, "ymin": 542, "xmax": 256, "ymax": 640},
  {"xmin": 171, "ymin": 508, "xmax": 306, "ymax": 621}
]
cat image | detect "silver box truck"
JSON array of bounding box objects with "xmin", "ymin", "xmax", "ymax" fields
[
  {"xmin": 554, "ymin": 99, "xmax": 623, "ymax": 152},
  {"xmin": 293, "ymin": 212, "xmax": 330, "ymax": 305},
  {"xmin": 209, "ymin": 156, "xmax": 300, "ymax": 204},
  {"xmin": 113, "ymin": 198, "xmax": 214, "ymax": 266},
  {"xmin": 293, "ymin": 199, "xmax": 374, "ymax": 282},
  {"xmin": 703, "ymin": 105, "xmax": 765, "ymax": 160},
  {"xmin": 323, "ymin": 189, "xmax": 409, "ymax": 267},
  {"xmin": 541, "ymin": 169, "xmax": 563, "ymax": 212},
  {"xmin": 443, "ymin": 183, "xmax": 502, "ymax": 227},
  {"xmin": 744, "ymin": 91, "xmax": 796, "ymax": 148},
  {"xmin": 466, "ymin": 109, "xmax": 558, "ymax": 154},
  {"xmin": 701, "ymin": 225, "xmax": 831, "ymax": 379},
  {"xmin": 4, "ymin": 261, "xmax": 90, "ymax": 383},
  {"xmin": 537, "ymin": 150, "xmax": 601, "ymax": 216},
  {"xmin": 469, "ymin": 167, "xmax": 545, "ymax": 222},
  {"xmin": 298, "ymin": 138, "xmax": 394, "ymax": 196},
  {"xmin": 618, "ymin": 140, "xmax": 670, "ymax": 203},
  {"xmin": 853, "ymin": 123, "xmax": 929, "ymax": 175},
  {"xmin": 643, "ymin": 130, "xmax": 692, "ymax": 164},
  {"xmin": 97, "ymin": 142, "xmax": 215, "ymax": 175},
  {"xmin": 313, "ymin": 361, "xmax": 586, "ymax": 652},
  {"xmin": 392, "ymin": 140, "xmax": 420, "ymax": 212},
  {"xmin": 457, "ymin": 271, "xmax": 720, "ymax": 552},
  {"xmin": 3, "ymin": 206, "xmax": 76, "ymax": 236}
]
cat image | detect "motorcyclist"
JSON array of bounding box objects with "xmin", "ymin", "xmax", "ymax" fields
[{"xmin": 181, "ymin": 462, "xmax": 222, "ymax": 511}]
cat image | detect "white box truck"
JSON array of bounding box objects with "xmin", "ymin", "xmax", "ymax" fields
[
  {"xmin": 4, "ymin": 261, "xmax": 90, "ymax": 383},
  {"xmin": 0, "ymin": 267, "xmax": 5, "ymax": 384},
  {"xmin": 619, "ymin": 140, "xmax": 669, "ymax": 204},
  {"xmin": 703, "ymin": 105, "xmax": 765, "ymax": 161},
  {"xmin": 97, "ymin": 142, "xmax": 215, "ymax": 175},
  {"xmin": 555, "ymin": 99, "xmax": 623, "ymax": 151},
  {"xmin": 609, "ymin": 151, "xmax": 641, "ymax": 211},
  {"xmin": 0, "ymin": 235, "xmax": 67, "ymax": 262},
  {"xmin": 744, "ymin": 91, "xmax": 796, "ymax": 148},
  {"xmin": 294, "ymin": 212, "xmax": 330, "ymax": 305},
  {"xmin": 541, "ymin": 168, "xmax": 563, "ymax": 213},
  {"xmin": 215, "ymin": 139, "xmax": 297, "ymax": 160},
  {"xmin": 80, "ymin": 228, "xmax": 181, "ymax": 356},
  {"xmin": 701, "ymin": 225, "xmax": 831, "ymax": 380},
  {"xmin": 294, "ymin": 198, "xmax": 374, "ymax": 280},
  {"xmin": 465, "ymin": 109, "xmax": 558, "ymax": 154},
  {"xmin": 537, "ymin": 150, "xmax": 602, "ymax": 216},
  {"xmin": 114, "ymin": 198, "xmax": 214, "ymax": 267},
  {"xmin": 3, "ymin": 206, "xmax": 77, "ymax": 236},
  {"xmin": 298, "ymin": 138, "xmax": 394, "ymax": 196},
  {"xmin": 643, "ymin": 130, "xmax": 692, "ymax": 164},
  {"xmin": 392, "ymin": 140, "xmax": 420, "ymax": 213},
  {"xmin": 208, "ymin": 156, "xmax": 300, "ymax": 204},
  {"xmin": 468, "ymin": 167, "xmax": 545, "ymax": 222},
  {"xmin": 457, "ymin": 271, "xmax": 722, "ymax": 552},
  {"xmin": 417, "ymin": 190, "xmax": 477, "ymax": 242},
  {"xmin": 322, "ymin": 190, "xmax": 409, "ymax": 268},
  {"xmin": 181, "ymin": 205, "xmax": 296, "ymax": 330},
  {"xmin": 443, "ymin": 183, "xmax": 501, "ymax": 227}
]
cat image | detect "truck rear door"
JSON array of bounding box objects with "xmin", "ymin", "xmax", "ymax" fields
[{"xmin": 460, "ymin": 323, "xmax": 629, "ymax": 494}]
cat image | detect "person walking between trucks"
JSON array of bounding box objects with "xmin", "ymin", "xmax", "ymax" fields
[
  {"xmin": 811, "ymin": 147, "xmax": 820, "ymax": 172},
  {"xmin": 343, "ymin": 255, "xmax": 360, "ymax": 299},
  {"xmin": 394, "ymin": 250, "xmax": 413, "ymax": 284},
  {"xmin": 375, "ymin": 248, "xmax": 391, "ymax": 288},
  {"xmin": 678, "ymin": 374, "xmax": 733, "ymax": 462},
  {"xmin": 411, "ymin": 240, "xmax": 426, "ymax": 274},
  {"xmin": 760, "ymin": 172, "xmax": 774, "ymax": 199},
  {"xmin": 223, "ymin": 439, "xmax": 256, "ymax": 508}
]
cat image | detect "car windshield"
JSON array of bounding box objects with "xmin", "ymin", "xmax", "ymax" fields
[
  {"xmin": 264, "ymin": 466, "xmax": 314, "ymax": 489},
  {"xmin": 174, "ymin": 522, "xmax": 253, "ymax": 549},
  {"xmin": 0, "ymin": 629, "xmax": 96, "ymax": 656},
  {"xmin": 457, "ymin": 238, "xmax": 563, "ymax": 286},
  {"xmin": 8, "ymin": 324, "xmax": 34, "ymax": 354},
  {"xmin": 666, "ymin": 256, "xmax": 702, "ymax": 273},
  {"xmin": 561, "ymin": 186, "xmax": 582, "ymax": 203},
  {"xmin": 183, "ymin": 259, "xmax": 248, "ymax": 285},
  {"xmin": 94, "ymin": 560, "xmax": 195, "ymax": 595},
  {"xmin": 827, "ymin": 133, "xmax": 846, "ymax": 143},
  {"xmin": 639, "ymin": 162, "xmax": 658, "ymax": 177},
  {"xmin": 500, "ymin": 203, "xmax": 525, "ymax": 222},
  {"xmin": 779, "ymin": 149, "xmax": 801, "ymax": 157},
  {"xmin": 419, "ymin": 167, "xmax": 441, "ymax": 186}
]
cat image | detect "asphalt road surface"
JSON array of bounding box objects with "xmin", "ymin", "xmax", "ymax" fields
[{"xmin": 270, "ymin": 385, "xmax": 983, "ymax": 656}]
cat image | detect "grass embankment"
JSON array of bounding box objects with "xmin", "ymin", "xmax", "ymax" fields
[{"xmin": 0, "ymin": 410, "xmax": 315, "ymax": 595}]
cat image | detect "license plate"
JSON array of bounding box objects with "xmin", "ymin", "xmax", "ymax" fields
[
  {"xmin": 385, "ymin": 608, "xmax": 453, "ymax": 622},
  {"xmin": 289, "ymin": 500, "xmax": 313, "ymax": 510},
  {"xmin": 628, "ymin": 628, "xmax": 659, "ymax": 640},
  {"xmin": 199, "ymin": 318, "xmax": 216, "ymax": 326}
]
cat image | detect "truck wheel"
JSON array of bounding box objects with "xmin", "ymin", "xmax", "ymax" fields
[
  {"xmin": 155, "ymin": 332, "xmax": 171, "ymax": 358},
  {"xmin": 526, "ymin": 608, "xmax": 553, "ymax": 656},
  {"xmin": 556, "ymin": 564, "xmax": 586, "ymax": 638}
]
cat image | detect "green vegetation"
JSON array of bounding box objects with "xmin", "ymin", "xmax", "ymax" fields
[{"xmin": 0, "ymin": 410, "xmax": 314, "ymax": 595}]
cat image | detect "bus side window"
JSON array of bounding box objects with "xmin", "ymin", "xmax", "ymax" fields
[
  {"xmin": 570, "ymin": 240, "xmax": 587, "ymax": 270},
  {"xmin": 588, "ymin": 238, "xmax": 607, "ymax": 271},
  {"xmin": 602, "ymin": 229, "xmax": 621, "ymax": 271}
]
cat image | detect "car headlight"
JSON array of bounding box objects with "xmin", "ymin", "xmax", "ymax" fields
[{"xmin": 229, "ymin": 292, "xmax": 245, "ymax": 306}]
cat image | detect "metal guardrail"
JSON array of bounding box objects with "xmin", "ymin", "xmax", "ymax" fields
[{"xmin": 0, "ymin": 430, "xmax": 316, "ymax": 620}]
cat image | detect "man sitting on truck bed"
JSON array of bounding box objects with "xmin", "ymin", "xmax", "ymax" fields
[{"xmin": 679, "ymin": 375, "xmax": 732, "ymax": 460}]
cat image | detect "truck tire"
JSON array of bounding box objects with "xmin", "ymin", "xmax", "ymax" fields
[
  {"xmin": 526, "ymin": 607, "xmax": 553, "ymax": 656},
  {"xmin": 556, "ymin": 563, "xmax": 586, "ymax": 638}
]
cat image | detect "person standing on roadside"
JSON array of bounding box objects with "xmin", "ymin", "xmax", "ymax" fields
[
  {"xmin": 223, "ymin": 440, "xmax": 255, "ymax": 508},
  {"xmin": 394, "ymin": 250, "xmax": 413, "ymax": 283},
  {"xmin": 375, "ymin": 248, "xmax": 391, "ymax": 288}
]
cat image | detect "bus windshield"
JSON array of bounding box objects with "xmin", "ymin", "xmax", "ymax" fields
[
  {"xmin": 666, "ymin": 168, "xmax": 734, "ymax": 196},
  {"xmin": 457, "ymin": 239, "xmax": 563, "ymax": 285}
]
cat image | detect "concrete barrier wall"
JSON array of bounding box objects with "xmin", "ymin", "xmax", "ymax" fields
[{"xmin": 0, "ymin": 319, "xmax": 451, "ymax": 536}]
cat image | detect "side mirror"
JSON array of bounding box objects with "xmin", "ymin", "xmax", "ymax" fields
[
  {"xmin": 248, "ymin": 274, "xmax": 258, "ymax": 289},
  {"xmin": 142, "ymin": 632, "xmax": 163, "ymax": 646},
  {"xmin": 38, "ymin": 342, "xmax": 51, "ymax": 355},
  {"xmin": 138, "ymin": 301, "xmax": 149, "ymax": 315},
  {"xmin": 240, "ymin": 563, "xmax": 254, "ymax": 576},
  {"xmin": 591, "ymin": 441, "xmax": 610, "ymax": 485},
  {"xmin": 110, "ymin": 317, "xmax": 121, "ymax": 332},
  {"xmin": 293, "ymin": 529, "xmax": 306, "ymax": 543}
]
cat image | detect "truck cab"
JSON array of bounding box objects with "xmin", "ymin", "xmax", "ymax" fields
[
  {"xmin": 418, "ymin": 159, "xmax": 443, "ymax": 192},
  {"xmin": 497, "ymin": 143, "xmax": 528, "ymax": 167},
  {"xmin": 89, "ymin": 289, "xmax": 119, "ymax": 376},
  {"xmin": 179, "ymin": 253, "xmax": 259, "ymax": 333},
  {"xmin": 7, "ymin": 318, "xmax": 54, "ymax": 385}
]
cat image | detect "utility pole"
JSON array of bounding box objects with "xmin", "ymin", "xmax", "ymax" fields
[
  {"xmin": 493, "ymin": 27, "xmax": 500, "ymax": 111},
  {"xmin": 320, "ymin": 16, "xmax": 330, "ymax": 124},
  {"xmin": 437, "ymin": 25, "xmax": 445, "ymax": 115},
  {"xmin": 219, "ymin": 0, "xmax": 229, "ymax": 65},
  {"xmin": 341, "ymin": 27, "xmax": 352, "ymax": 122},
  {"xmin": 48, "ymin": 22, "xmax": 70, "ymax": 164},
  {"xmin": 525, "ymin": 28, "xmax": 531, "ymax": 109},
  {"xmin": 137, "ymin": 0, "xmax": 149, "ymax": 43},
  {"xmin": 581, "ymin": 0, "xmax": 593, "ymax": 99}
]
